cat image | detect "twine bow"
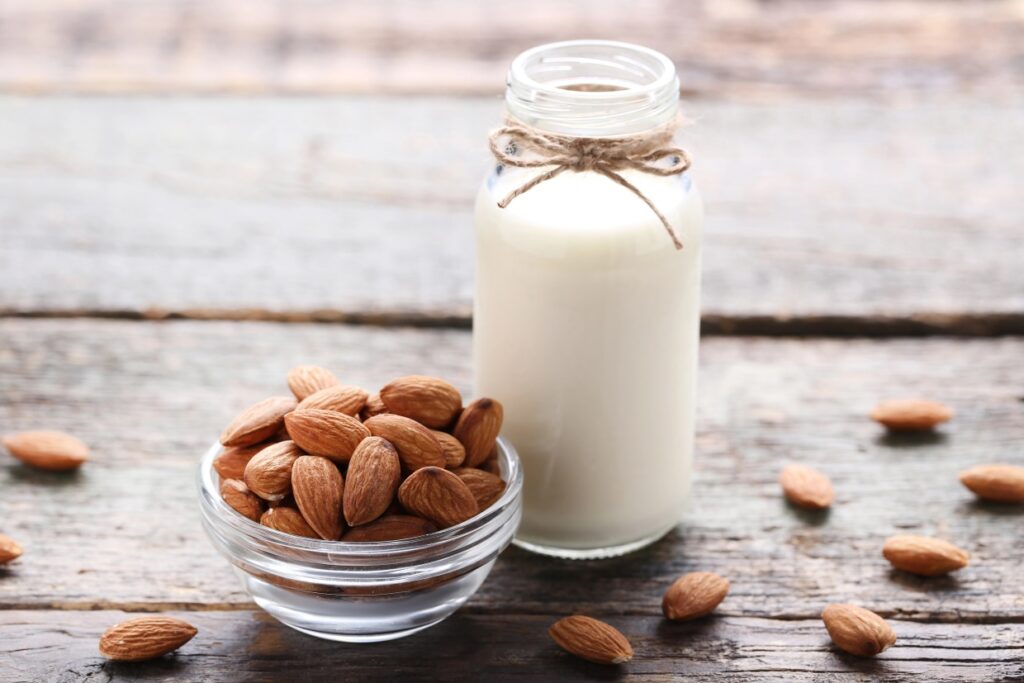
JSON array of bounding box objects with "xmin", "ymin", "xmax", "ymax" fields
[{"xmin": 488, "ymin": 118, "xmax": 691, "ymax": 250}]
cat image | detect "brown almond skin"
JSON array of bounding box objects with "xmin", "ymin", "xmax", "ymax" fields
[
  {"xmin": 822, "ymin": 604, "xmax": 896, "ymax": 657},
  {"xmin": 360, "ymin": 393, "xmax": 389, "ymax": 420},
  {"xmin": 0, "ymin": 533, "xmax": 23, "ymax": 564},
  {"xmin": 220, "ymin": 479, "xmax": 264, "ymax": 522},
  {"xmin": 260, "ymin": 506, "xmax": 319, "ymax": 538},
  {"xmin": 779, "ymin": 464, "xmax": 834, "ymax": 509},
  {"xmin": 398, "ymin": 466, "xmax": 478, "ymax": 528},
  {"xmin": 959, "ymin": 464, "xmax": 1024, "ymax": 504},
  {"xmin": 433, "ymin": 431, "xmax": 467, "ymax": 469},
  {"xmin": 870, "ymin": 399, "xmax": 953, "ymax": 432},
  {"xmin": 297, "ymin": 385, "xmax": 369, "ymax": 416},
  {"xmin": 99, "ymin": 616, "xmax": 198, "ymax": 662},
  {"xmin": 243, "ymin": 441, "xmax": 302, "ymax": 501},
  {"xmin": 662, "ymin": 572, "xmax": 730, "ymax": 621},
  {"xmin": 220, "ymin": 396, "xmax": 297, "ymax": 447},
  {"xmin": 364, "ymin": 414, "xmax": 445, "ymax": 471},
  {"xmin": 882, "ymin": 535, "xmax": 969, "ymax": 576},
  {"xmin": 213, "ymin": 443, "xmax": 265, "ymax": 481},
  {"xmin": 287, "ymin": 365, "xmax": 339, "ymax": 401},
  {"xmin": 292, "ymin": 456, "xmax": 345, "ymax": 540},
  {"xmin": 344, "ymin": 437, "xmax": 401, "ymax": 527},
  {"xmin": 342, "ymin": 515, "xmax": 437, "ymax": 542},
  {"xmin": 284, "ymin": 409, "xmax": 369, "ymax": 463},
  {"xmin": 380, "ymin": 375, "xmax": 463, "ymax": 429},
  {"xmin": 549, "ymin": 615, "xmax": 633, "ymax": 665},
  {"xmin": 453, "ymin": 398, "xmax": 504, "ymax": 467},
  {"xmin": 454, "ymin": 467, "xmax": 506, "ymax": 510},
  {"xmin": 2, "ymin": 430, "xmax": 89, "ymax": 471}
]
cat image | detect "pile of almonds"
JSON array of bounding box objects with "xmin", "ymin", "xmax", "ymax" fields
[{"xmin": 215, "ymin": 366, "xmax": 506, "ymax": 541}]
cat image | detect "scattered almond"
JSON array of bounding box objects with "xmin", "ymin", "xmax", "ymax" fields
[
  {"xmin": 292, "ymin": 456, "xmax": 345, "ymax": 540},
  {"xmin": 821, "ymin": 604, "xmax": 896, "ymax": 657},
  {"xmin": 243, "ymin": 441, "xmax": 302, "ymax": 501},
  {"xmin": 454, "ymin": 467, "xmax": 506, "ymax": 510},
  {"xmin": 99, "ymin": 616, "xmax": 198, "ymax": 662},
  {"xmin": 380, "ymin": 375, "xmax": 463, "ymax": 429},
  {"xmin": 364, "ymin": 414, "xmax": 445, "ymax": 471},
  {"xmin": 0, "ymin": 534, "xmax": 23, "ymax": 564},
  {"xmin": 779, "ymin": 464, "xmax": 834, "ymax": 509},
  {"xmin": 220, "ymin": 479, "xmax": 263, "ymax": 522},
  {"xmin": 342, "ymin": 515, "xmax": 437, "ymax": 542},
  {"xmin": 662, "ymin": 572, "xmax": 730, "ymax": 621},
  {"xmin": 213, "ymin": 443, "xmax": 264, "ymax": 480},
  {"xmin": 220, "ymin": 396, "xmax": 297, "ymax": 447},
  {"xmin": 344, "ymin": 437, "xmax": 401, "ymax": 527},
  {"xmin": 549, "ymin": 615, "xmax": 633, "ymax": 665},
  {"xmin": 2, "ymin": 430, "xmax": 89, "ymax": 471},
  {"xmin": 882, "ymin": 535, "xmax": 969, "ymax": 576},
  {"xmin": 398, "ymin": 466, "xmax": 478, "ymax": 528},
  {"xmin": 284, "ymin": 409, "xmax": 369, "ymax": 463},
  {"xmin": 453, "ymin": 398, "xmax": 504, "ymax": 467},
  {"xmin": 432, "ymin": 431, "xmax": 466, "ymax": 468},
  {"xmin": 287, "ymin": 365, "xmax": 339, "ymax": 401},
  {"xmin": 260, "ymin": 507, "xmax": 319, "ymax": 538},
  {"xmin": 870, "ymin": 399, "xmax": 952, "ymax": 432},
  {"xmin": 959, "ymin": 464, "xmax": 1024, "ymax": 504},
  {"xmin": 297, "ymin": 385, "xmax": 369, "ymax": 416}
]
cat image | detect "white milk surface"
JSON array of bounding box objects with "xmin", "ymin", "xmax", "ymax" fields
[{"xmin": 474, "ymin": 166, "xmax": 703, "ymax": 551}]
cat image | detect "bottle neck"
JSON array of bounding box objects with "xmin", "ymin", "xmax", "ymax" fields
[{"xmin": 504, "ymin": 40, "xmax": 680, "ymax": 138}]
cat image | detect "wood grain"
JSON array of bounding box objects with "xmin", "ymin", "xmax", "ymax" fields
[
  {"xmin": 2, "ymin": 96, "xmax": 1022, "ymax": 328},
  {"xmin": 0, "ymin": 0, "xmax": 1022, "ymax": 96}
]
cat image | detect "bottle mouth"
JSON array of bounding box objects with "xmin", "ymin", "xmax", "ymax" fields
[{"xmin": 506, "ymin": 40, "xmax": 680, "ymax": 137}]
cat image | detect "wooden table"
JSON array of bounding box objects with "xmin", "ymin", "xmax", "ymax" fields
[{"xmin": 1, "ymin": 2, "xmax": 1023, "ymax": 681}]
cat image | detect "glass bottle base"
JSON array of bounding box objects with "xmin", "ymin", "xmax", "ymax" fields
[{"xmin": 512, "ymin": 522, "xmax": 677, "ymax": 560}]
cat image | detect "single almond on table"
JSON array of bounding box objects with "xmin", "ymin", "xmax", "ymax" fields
[
  {"xmin": 779, "ymin": 464, "xmax": 834, "ymax": 509},
  {"xmin": 959, "ymin": 464, "xmax": 1024, "ymax": 504},
  {"xmin": 292, "ymin": 456, "xmax": 345, "ymax": 540},
  {"xmin": 432, "ymin": 430, "xmax": 466, "ymax": 469},
  {"xmin": 364, "ymin": 414, "xmax": 445, "ymax": 471},
  {"xmin": 220, "ymin": 479, "xmax": 263, "ymax": 522},
  {"xmin": 344, "ymin": 437, "xmax": 401, "ymax": 527},
  {"xmin": 243, "ymin": 441, "xmax": 302, "ymax": 501},
  {"xmin": 297, "ymin": 385, "xmax": 369, "ymax": 416},
  {"xmin": 0, "ymin": 533, "xmax": 23, "ymax": 564},
  {"xmin": 284, "ymin": 409, "xmax": 369, "ymax": 463},
  {"xmin": 213, "ymin": 443, "xmax": 265, "ymax": 480},
  {"xmin": 260, "ymin": 506, "xmax": 319, "ymax": 538},
  {"xmin": 453, "ymin": 398, "xmax": 504, "ymax": 467},
  {"xmin": 398, "ymin": 466, "xmax": 478, "ymax": 528},
  {"xmin": 2, "ymin": 430, "xmax": 89, "ymax": 471},
  {"xmin": 99, "ymin": 616, "xmax": 198, "ymax": 662},
  {"xmin": 361, "ymin": 393, "xmax": 388, "ymax": 420},
  {"xmin": 454, "ymin": 467, "xmax": 506, "ymax": 510},
  {"xmin": 549, "ymin": 615, "xmax": 633, "ymax": 665},
  {"xmin": 220, "ymin": 396, "xmax": 297, "ymax": 447},
  {"xmin": 870, "ymin": 399, "xmax": 952, "ymax": 432},
  {"xmin": 882, "ymin": 535, "xmax": 969, "ymax": 576},
  {"xmin": 380, "ymin": 375, "xmax": 463, "ymax": 429},
  {"xmin": 287, "ymin": 364, "xmax": 339, "ymax": 401},
  {"xmin": 662, "ymin": 572, "xmax": 730, "ymax": 621},
  {"xmin": 343, "ymin": 515, "xmax": 437, "ymax": 542},
  {"xmin": 821, "ymin": 604, "xmax": 896, "ymax": 657}
]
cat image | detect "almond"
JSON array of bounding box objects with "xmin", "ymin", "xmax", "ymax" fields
[
  {"xmin": 2, "ymin": 430, "xmax": 89, "ymax": 471},
  {"xmin": 959, "ymin": 464, "xmax": 1024, "ymax": 504},
  {"xmin": 297, "ymin": 385, "xmax": 369, "ymax": 416},
  {"xmin": 398, "ymin": 466, "xmax": 478, "ymax": 528},
  {"xmin": 364, "ymin": 414, "xmax": 445, "ymax": 471},
  {"xmin": 344, "ymin": 437, "xmax": 401, "ymax": 527},
  {"xmin": 243, "ymin": 441, "xmax": 302, "ymax": 501},
  {"xmin": 882, "ymin": 535, "xmax": 969, "ymax": 576},
  {"xmin": 380, "ymin": 375, "xmax": 463, "ymax": 429},
  {"xmin": 662, "ymin": 572, "xmax": 730, "ymax": 621},
  {"xmin": 432, "ymin": 430, "xmax": 466, "ymax": 468},
  {"xmin": 220, "ymin": 396, "xmax": 297, "ymax": 447},
  {"xmin": 821, "ymin": 604, "xmax": 896, "ymax": 657},
  {"xmin": 453, "ymin": 398, "xmax": 503, "ymax": 467},
  {"xmin": 779, "ymin": 464, "xmax": 834, "ymax": 509},
  {"xmin": 454, "ymin": 467, "xmax": 506, "ymax": 510},
  {"xmin": 213, "ymin": 443, "xmax": 264, "ymax": 480},
  {"xmin": 292, "ymin": 456, "xmax": 345, "ymax": 540},
  {"xmin": 870, "ymin": 399, "xmax": 952, "ymax": 432},
  {"xmin": 549, "ymin": 615, "xmax": 633, "ymax": 665},
  {"xmin": 361, "ymin": 393, "xmax": 389, "ymax": 420},
  {"xmin": 480, "ymin": 446, "xmax": 501, "ymax": 476},
  {"xmin": 342, "ymin": 515, "xmax": 436, "ymax": 542},
  {"xmin": 0, "ymin": 533, "xmax": 23, "ymax": 564},
  {"xmin": 220, "ymin": 479, "xmax": 263, "ymax": 522},
  {"xmin": 287, "ymin": 364, "xmax": 339, "ymax": 401},
  {"xmin": 99, "ymin": 616, "xmax": 198, "ymax": 662},
  {"xmin": 284, "ymin": 409, "xmax": 369, "ymax": 463},
  {"xmin": 260, "ymin": 506, "xmax": 319, "ymax": 538}
]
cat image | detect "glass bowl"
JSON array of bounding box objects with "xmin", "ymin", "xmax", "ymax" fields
[{"xmin": 196, "ymin": 437, "xmax": 523, "ymax": 642}]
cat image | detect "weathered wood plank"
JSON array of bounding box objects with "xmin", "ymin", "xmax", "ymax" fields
[
  {"xmin": 0, "ymin": 0, "xmax": 1022, "ymax": 96},
  {"xmin": 0, "ymin": 319, "xmax": 1022, "ymax": 624},
  {"xmin": 1, "ymin": 610, "xmax": 1021, "ymax": 682},
  {"xmin": 2, "ymin": 96, "xmax": 1022, "ymax": 325}
]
